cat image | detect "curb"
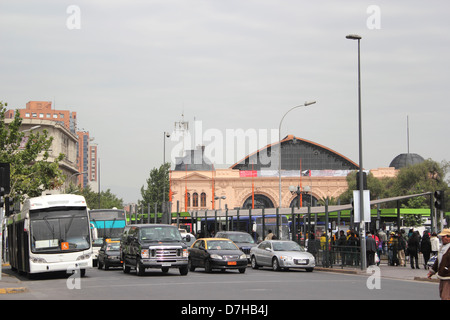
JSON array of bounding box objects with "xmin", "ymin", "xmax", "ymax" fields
[{"xmin": 0, "ymin": 287, "xmax": 28, "ymax": 294}]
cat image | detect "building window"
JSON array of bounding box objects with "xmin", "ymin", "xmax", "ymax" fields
[
  {"xmin": 186, "ymin": 193, "xmax": 191, "ymax": 207},
  {"xmin": 201, "ymin": 193, "xmax": 206, "ymax": 207},
  {"xmin": 193, "ymin": 193, "xmax": 199, "ymax": 207}
]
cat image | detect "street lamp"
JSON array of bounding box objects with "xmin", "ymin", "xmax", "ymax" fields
[
  {"xmin": 346, "ymin": 33, "xmax": 366, "ymax": 270},
  {"xmin": 214, "ymin": 196, "xmax": 226, "ymax": 210},
  {"xmin": 278, "ymin": 101, "xmax": 316, "ymax": 208},
  {"xmin": 163, "ymin": 131, "xmax": 171, "ymax": 215}
]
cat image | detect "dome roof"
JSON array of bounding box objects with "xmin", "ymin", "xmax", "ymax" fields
[{"xmin": 389, "ymin": 153, "xmax": 425, "ymax": 169}]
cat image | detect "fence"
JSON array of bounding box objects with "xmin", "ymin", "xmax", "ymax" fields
[{"xmin": 303, "ymin": 239, "xmax": 430, "ymax": 269}]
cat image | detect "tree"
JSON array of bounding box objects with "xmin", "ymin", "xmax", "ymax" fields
[
  {"xmin": 140, "ymin": 162, "xmax": 170, "ymax": 213},
  {"xmin": 66, "ymin": 183, "xmax": 123, "ymax": 209},
  {"xmin": 0, "ymin": 102, "xmax": 65, "ymax": 202}
]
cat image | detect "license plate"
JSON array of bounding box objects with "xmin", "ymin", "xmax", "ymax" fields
[
  {"xmin": 227, "ymin": 261, "xmax": 237, "ymax": 265},
  {"xmin": 295, "ymin": 259, "xmax": 307, "ymax": 265},
  {"xmin": 162, "ymin": 263, "xmax": 171, "ymax": 267}
]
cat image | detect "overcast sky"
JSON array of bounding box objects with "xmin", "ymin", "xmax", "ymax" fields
[{"xmin": 1, "ymin": 1, "xmax": 449, "ymax": 203}]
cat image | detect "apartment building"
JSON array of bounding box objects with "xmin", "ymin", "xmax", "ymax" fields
[{"xmin": 5, "ymin": 101, "xmax": 98, "ymax": 190}]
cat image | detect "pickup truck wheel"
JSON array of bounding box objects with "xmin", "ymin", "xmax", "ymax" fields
[
  {"xmin": 123, "ymin": 260, "xmax": 130, "ymax": 274},
  {"xmin": 179, "ymin": 266, "xmax": 189, "ymax": 275},
  {"xmin": 136, "ymin": 258, "xmax": 145, "ymax": 276}
]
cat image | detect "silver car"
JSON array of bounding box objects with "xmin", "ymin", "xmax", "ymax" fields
[{"xmin": 250, "ymin": 240, "xmax": 315, "ymax": 272}]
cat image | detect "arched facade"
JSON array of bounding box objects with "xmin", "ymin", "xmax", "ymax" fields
[{"xmin": 169, "ymin": 135, "xmax": 395, "ymax": 211}]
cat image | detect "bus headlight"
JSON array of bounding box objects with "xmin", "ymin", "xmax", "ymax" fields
[
  {"xmin": 77, "ymin": 253, "xmax": 91, "ymax": 261},
  {"xmin": 31, "ymin": 257, "xmax": 47, "ymax": 263}
]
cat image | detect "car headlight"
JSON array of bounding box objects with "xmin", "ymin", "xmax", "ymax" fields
[
  {"xmin": 280, "ymin": 255, "xmax": 293, "ymax": 261},
  {"xmin": 240, "ymin": 254, "xmax": 247, "ymax": 259},
  {"xmin": 210, "ymin": 254, "xmax": 223, "ymax": 260},
  {"xmin": 182, "ymin": 249, "xmax": 188, "ymax": 257},
  {"xmin": 141, "ymin": 249, "xmax": 149, "ymax": 259}
]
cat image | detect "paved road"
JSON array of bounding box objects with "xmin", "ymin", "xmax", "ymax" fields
[{"xmin": 1, "ymin": 264, "xmax": 439, "ymax": 301}]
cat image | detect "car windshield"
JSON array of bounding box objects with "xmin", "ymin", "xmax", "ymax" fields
[
  {"xmin": 226, "ymin": 233, "xmax": 255, "ymax": 244},
  {"xmin": 207, "ymin": 240, "xmax": 238, "ymax": 250},
  {"xmin": 106, "ymin": 243, "xmax": 120, "ymax": 251},
  {"xmin": 272, "ymin": 241, "xmax": 305, "ymax": 252},
  {"xmin": 139, "ymin": 226, "xmax": 182, "ymax": 242}
]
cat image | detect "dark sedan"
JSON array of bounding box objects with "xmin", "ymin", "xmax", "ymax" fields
[
  {"xmin": 188, "ymin": 238, "xmax": 247, "ymax": 273},
  {"xmin": 97, "ymin": 241, "xmax": 122, "ymax": 270}
]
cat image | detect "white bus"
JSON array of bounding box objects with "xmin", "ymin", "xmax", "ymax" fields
[{"xmin": 7, "ymin": 194, "xmax": 93, "ymax": 277}]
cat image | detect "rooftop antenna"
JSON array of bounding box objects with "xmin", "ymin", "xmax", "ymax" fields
[{"xmin": 407, "ymin": 115, "xmax": 410, "ymax": 154}]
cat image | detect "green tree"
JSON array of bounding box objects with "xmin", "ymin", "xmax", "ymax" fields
[
  {"xmin": 140, "ymin": 162, "xmax": 170, "ymax": 213},
  {"xmin": 0, "ymin": 102, "xmax": 65, "ymax": 202},
  {"xmin": 66, "ymin": 183, "xmax": 123, "ymax": 209}
]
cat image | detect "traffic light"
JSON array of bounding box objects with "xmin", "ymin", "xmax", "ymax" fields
[
  {"xmin": 0, "ymin": 187, "xmax": 4, "ymax": 207},
  {"xmin": 0, "ymin": 163, "xmax": 10, "ymax": 194},
  {"xmin": 5, "ymin": 196, "xmax": 14, "ymax": 216},
  {"xmin": 434, "ymin": 190, "xmax": 445, "ymax": 210}
]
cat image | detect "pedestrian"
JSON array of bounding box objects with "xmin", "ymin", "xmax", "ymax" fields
[
  {"xmin": 407, "ymin": 231, "xmax": 420, "ymax": 269},
  {"xmin": 378, "ymin": 228, "xmax": 388, "ymax": 255},
  {"xmin": 336, "ymin": 230, "xmax": 347, "ymax": 265},
  {"xmin": 420, "ymin": 231, "xmax": 432, "ymax": 269},
  {"xmin": 427, "ymin": 229, "xmax": 450, "ymax": 300},
  {"xmin": 265, "ymin": 229, "xmax": 275, "ymax": 240},
  {"xmin": 397, "ymin": 231, "xmax": 407, "ymax": 267},
  {"xmin": 347, "ymin": 230, "xmax": 360, "ymax": 266},
  {"xmin": 431, "ymin": 232, "xmax": 440, "ymax": 256},
  {"xmin": 366, "ymin": 232, "xmax": 377, "ymax": 266},
  {"xmin": 376, "ymin": 231, "xmax": 383, "ymax": 266},
  {"xmin": 307, "ymin": 233, "xmax": 318, "ymax": 260},
  {"xmin": 389, "ymin": 232, "xmax": 399, "ymax": 266}
]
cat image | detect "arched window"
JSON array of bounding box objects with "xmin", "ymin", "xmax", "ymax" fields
[
  {"xmin": 200, "ymin": 192, "xmax": 207, "ymax": 207},
  {"xmin": 186, "ymin": 193, "xmax": 191, "ymax": 207},
  {"xmin": 193, "ymin": 193, "xmax": 199, "ymax": 207}
]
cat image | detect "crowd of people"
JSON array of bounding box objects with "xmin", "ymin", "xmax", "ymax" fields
[{"xmin": 305, "ymin": 227, "xmax": 441, "ymax": 269}]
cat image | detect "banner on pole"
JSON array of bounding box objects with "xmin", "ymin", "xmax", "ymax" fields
[{"xmin": 353, "ymin": 190, "xmax": 371, "ymax": 223}]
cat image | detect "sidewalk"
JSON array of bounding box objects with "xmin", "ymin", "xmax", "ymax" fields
[
  {"xmin": 316, "ymin": 263, "xmax": 439, "ymax": 282},
  {"xmin": 0, "ymin": 264, "xmax": 28, "ymax": 295}
]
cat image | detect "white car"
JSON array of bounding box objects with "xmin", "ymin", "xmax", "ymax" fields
[{"xmin": 250, "ymin": 240, "xmax": 315, "ymax": 272}]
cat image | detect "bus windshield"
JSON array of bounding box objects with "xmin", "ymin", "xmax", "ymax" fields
[{"xmin": 30, "ymin": 207, "xmax": 90, "ymax": 253}]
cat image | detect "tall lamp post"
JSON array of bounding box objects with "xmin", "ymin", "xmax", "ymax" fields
[
  {"xmin": 163, "ymin": 131, "xmax": 171, "ymax": 220},
  {"xmin": 278, "ymin": 101, "xmax": 316, "ymax": 208},
  {"xmin": 346, "ymin": 33, "xmax": 366, "ymax": 270}
]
